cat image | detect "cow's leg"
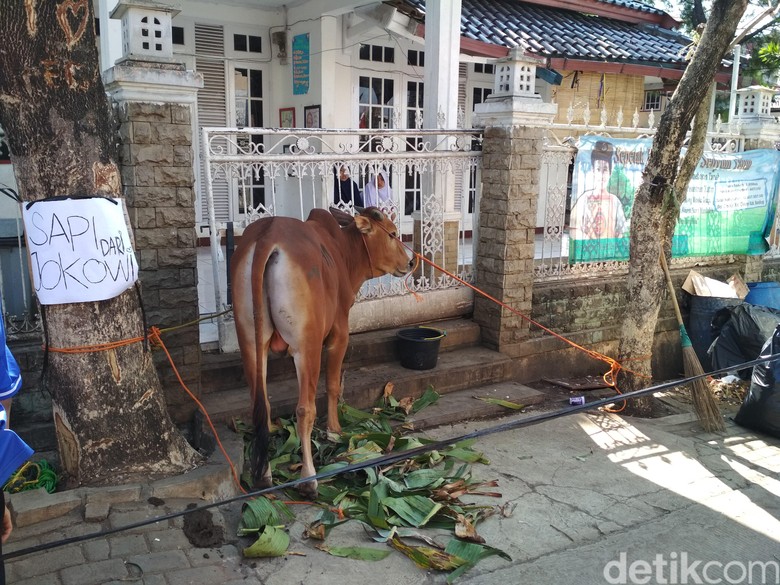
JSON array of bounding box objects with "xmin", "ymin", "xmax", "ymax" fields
[
  {"xmin": 293, "ymin": 347, "xmax": 321, "ymax": 499},
  {"xmin": 264, "ymin": 251, "xmax": 323, "ymax": 498},
  {"xmin": 324, "ymin": 327, "xmax": 349, "ymax": 434}
]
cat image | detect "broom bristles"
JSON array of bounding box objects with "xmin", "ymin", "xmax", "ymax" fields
[{"xmin": 682, "ymin": 346, "xmax": 726, "ymax": 432}]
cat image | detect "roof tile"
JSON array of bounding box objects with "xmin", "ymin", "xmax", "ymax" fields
[{"xmin": 401, "ymin": 0, "xmax": 690, "ymax": 66}]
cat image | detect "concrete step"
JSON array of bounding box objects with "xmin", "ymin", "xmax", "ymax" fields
[
  {"xmin": 405, "ymin": 381, "xmax": 547, "ymax": 429},
  {"xmin": 199, "ymin": 344, "xmax": 515, "ymax": 426},
  {"xmin": 199, "ymin": 317, "xmax": 481, "ymax": 396}
]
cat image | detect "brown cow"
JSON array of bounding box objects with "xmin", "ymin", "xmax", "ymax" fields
[{"xmin": 230, "ymin": 206, "xmax": 413, "ymax": 498}]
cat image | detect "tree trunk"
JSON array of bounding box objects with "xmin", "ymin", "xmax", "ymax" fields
[
  {"xmin": 0, "ymin": 1, "xmax": 200, "ymax": 485},
  {"xmin": 618, "ymin": 0, "xmax": 747, "ymax": 416}
]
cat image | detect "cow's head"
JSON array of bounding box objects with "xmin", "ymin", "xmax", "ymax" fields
[{"xmin": 352, "ymin": 207, "xmax": 413, "ymax": 277}]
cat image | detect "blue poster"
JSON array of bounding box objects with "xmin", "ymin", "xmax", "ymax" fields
[
  {"xmin": 292, "ymin": 34, "xmax": 309, "ymax": 95},
  {"xmin": 569, "ymin": 136, "xmax": 780, "ymax": 262}
]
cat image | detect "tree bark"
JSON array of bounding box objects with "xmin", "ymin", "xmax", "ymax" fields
[
  {"xmin": 0, "ymin": 1, "xmax": 200, "ymax": 485},
  {"xmin": 618, "ymin": 0, "xmax": 748, "ymax": 416}
]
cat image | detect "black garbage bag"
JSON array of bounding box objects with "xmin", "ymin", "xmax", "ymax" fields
[
  {"xmin": 709, "ymin": 303, "xmax": 780, "ymax": 379},
  {"xmin": 733, "ymin": 324, "xmax": 780, "ymax": 438}
]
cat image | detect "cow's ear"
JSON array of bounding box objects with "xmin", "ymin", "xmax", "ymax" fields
[
  {"xmin": 329, "ymin": 206, "xmax": 356, "ymax": 227},
  {"xmin": 354, "ymin": 214, "xmax": 372, "ymax": 233}
]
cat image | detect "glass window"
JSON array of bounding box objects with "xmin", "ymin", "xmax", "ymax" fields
[
  {"xmin": 359, "ymin": 75, "xmax": 394, "ymax": 129},
  {"xmin": 359, "ymin": 44, "xmax": 395, "ymax": 63},
  {"xmin": 643, "ymin": 90, "xmax": 662, "ymax": 111}
]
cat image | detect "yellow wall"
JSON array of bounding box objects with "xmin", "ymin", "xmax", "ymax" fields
[{"xmin": 550, "ymin": 70, "xmax": 646, "ymax": 126}]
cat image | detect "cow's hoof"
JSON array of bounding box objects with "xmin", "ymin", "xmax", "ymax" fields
[
  {"xmin": 252, "ymin": 470, "xmax": 273, "ymax": 491},
  {"xmin": 298, "ymin": 480, "xmax": 318, "ymax": 500}
]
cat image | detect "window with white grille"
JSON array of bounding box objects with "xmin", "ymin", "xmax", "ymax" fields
[{"xmin": 642, "ymin": 90, "xmax": 662, "ymax": 111}]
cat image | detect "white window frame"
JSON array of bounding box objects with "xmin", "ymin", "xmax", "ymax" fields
[{"xmin": 642, "ymin": 89, "xmax": 662, "ymax": 111}]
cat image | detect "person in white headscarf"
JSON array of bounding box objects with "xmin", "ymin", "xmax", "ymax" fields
[{"xmin": 362, "ymin": 170, "xmax": 392, "ymax": 208}]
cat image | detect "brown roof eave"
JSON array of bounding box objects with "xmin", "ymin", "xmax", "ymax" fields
[
  {"xmin": 547, "ymin": 57, "xmax": 732, "ymax": 85},
  {"xmin": 414, "ymin": 23, "xmax": 510, "ymax": 58}
]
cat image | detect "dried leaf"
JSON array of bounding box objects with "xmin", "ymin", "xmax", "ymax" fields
[
  {"xmin": 398, "ymin": 396, "xmax": 415, "ymax": 414},
  {"xmin": 389, "ymin": 537, "xmax": 466, "ymax": 571},
  {"xmin": 383, "ymin": 382, "xmax": 395, "ymax": 399},
  {"xmin": 454, "ymin": 514, "xmax": 485, "ymax": 544},
  {"xmin": 303, "ymin": 522, "xmax": 327, "ymax": 540},
  {"xmin": 371, "ymin": 526, "xmax": 442, "ymax": 547},
  {"xmin": 499, "ymin": 502, "xmax": 517, "ymax": 518},
  {"xmin": 473, "ymin": 396, "xmax": 525, "ymax": 410}
]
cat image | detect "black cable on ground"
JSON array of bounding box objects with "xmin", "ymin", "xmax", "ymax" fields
[{"xmin": 3, "ymin": 353, "xmax": 778, "ymax": 561}]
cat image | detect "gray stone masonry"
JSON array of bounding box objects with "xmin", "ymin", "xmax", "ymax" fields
[
  {"xmin": 474, "ymin": 125, "xmax": 542, "ymax": 357},
  {"xmin": 115, "ymin": 100, "xmax": 201, "ymax": 423}
]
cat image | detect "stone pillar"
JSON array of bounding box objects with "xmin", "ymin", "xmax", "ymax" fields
[
  {"xmin": 104, "ymin": 1, "xmax": 204, "ymax": 423},
  {"xmin": 472, "ymin": 48, "xmax": 556, "ymax": 357}
]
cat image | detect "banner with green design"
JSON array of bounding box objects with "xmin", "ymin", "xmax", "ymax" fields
[{"xmin": 569, "ymin": 136, "xmax": 780, "ymax": 263}]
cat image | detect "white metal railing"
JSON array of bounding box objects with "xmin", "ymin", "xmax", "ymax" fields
[{"xmin": 201, "ymin": 127, "xmax": 483, "ymax": 313}]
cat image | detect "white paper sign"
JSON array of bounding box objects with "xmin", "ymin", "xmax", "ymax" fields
[{"xmin": 22, "ymin": 197, "xmax": 137, "ymax": 305}]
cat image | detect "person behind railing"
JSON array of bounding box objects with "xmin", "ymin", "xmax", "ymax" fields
[
  {"xmin": 333, "ymin": 165, "xmax": 363, "ymax": 207},
  {"xmin": 362, "ymin": 170, "xmax": 392, "ymax": 208}
]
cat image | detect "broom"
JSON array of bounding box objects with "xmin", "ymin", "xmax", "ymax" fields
[{"xmin": 660, "ymin": 252, "xmax": 725, "ymax": 432}]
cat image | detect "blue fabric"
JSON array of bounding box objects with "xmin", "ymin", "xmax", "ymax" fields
[
  {"xmin": 0, "ymin": 406, "xmax": 32, "ymax": 485},
  {"xmin": 0, "ymin": 315, "xmax": 20, "ymax": 400}
]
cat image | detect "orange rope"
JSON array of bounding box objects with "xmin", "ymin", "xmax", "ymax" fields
[
  {"xmin": 45, "ymin": 327, "xmax": 247, "ymax": 494},
  {"xmin": 392, "ymin": 232, "xmax": 646, "ymax": 410},
  {"xmin": 147, "ymin": 327, "xmax": 246, "ymax": 493},
  {"xmin": 42, "ymin": 222, "xmax": 644, "ymax": 489}
]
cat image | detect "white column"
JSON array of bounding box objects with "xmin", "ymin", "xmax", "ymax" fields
[
  {"xmin": 421, "ymin": 0, "xmax": 461, "ymax": 214},
  {"xmin": 98, "ymin": 0, "xmax": 123, "ymax": 73},
  {"xmin": 422, "ymin": 0, "xmax": 461, "ymax": 130},
  {"xmin": 320, "ymin": 16, "xmax": 340, "ymax": 128}
]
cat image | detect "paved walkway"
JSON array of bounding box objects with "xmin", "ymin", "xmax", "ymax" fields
[{"xmin": 4, "ymin": 405, "xmax": 779, "ymax": 584}]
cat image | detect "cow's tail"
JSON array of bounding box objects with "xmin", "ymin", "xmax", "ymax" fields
[
  {"xmin": 251, "ymin": 400, "xmax": 270, "ymax": 486},
  {"xmin": 248, "ymin": 243, "xmax": 276, "ymax": 486}
]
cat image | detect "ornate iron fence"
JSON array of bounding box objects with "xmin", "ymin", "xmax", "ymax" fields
[{"xmin": 201, "ymin": 127, "xmax": 483, "ymax": 313}]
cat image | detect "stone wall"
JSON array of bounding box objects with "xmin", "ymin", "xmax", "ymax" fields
[
  {"xmin": 473, "ymin": 124, "xmax": 541, "ymax": 356},
  {"xmin": 116, "ymin": 101, "xmax": 201, "ymax": 423}
]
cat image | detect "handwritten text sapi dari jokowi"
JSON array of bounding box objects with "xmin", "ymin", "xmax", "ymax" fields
[{"xmin": 26, "ymin": 211, "xmax": 136, "ymax": 292}]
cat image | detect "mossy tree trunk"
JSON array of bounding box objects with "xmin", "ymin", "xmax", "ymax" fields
[
  {"xmin": 0, "ymin": 1, "xmax": 200, "ymax": 485},
  {"xmin": 618, "ymin": 0, "xmax": 748, "ymax": 415}
]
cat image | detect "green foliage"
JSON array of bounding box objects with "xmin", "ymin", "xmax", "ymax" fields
[
  {"xmin": 242, "ymin": 525, "xmax": 290, "ymax": 558},
  {"xmin": 234, "ymin": 385, "xmax": 511, "ymax": 581},
  {"xmin": 316, "ymin": 545, "xmax": 392, "ymax": 561}
]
